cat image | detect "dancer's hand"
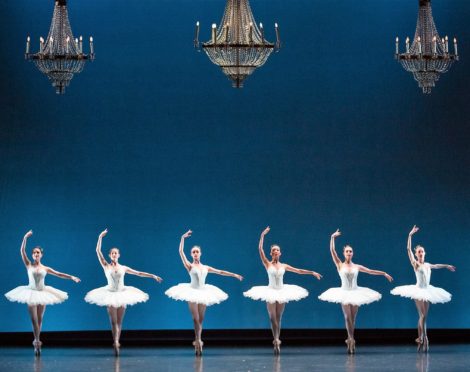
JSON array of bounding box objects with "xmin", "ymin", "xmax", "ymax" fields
[
  {"xmin": 235, "ymin": 274, "xmax": 243, "ymax": 281},
  {"xmin": 99, "ymin": 229, "xmax": 108, "ymax": 238},
  {"xmin": 385, "ymin": 273, "xmax": 393, "ymax": 282},
  {"xmin": 312, "ymin": 272, "xmax": 322, "ymax": 280},
  {"xmin": 153, "ymin": 275, "xmax": 163, "ymax": 283},
  {"xmin": 447, "ymin": 265, "xmax": 456, "ymax": 272},
  {"xmin": 24, "ymin": 230, "xmax": 33, "ymax": 239},
  {"xmin": 261, "ymin": 226, "xmax": 270, "ymax": 236},
  {"xmin": 331, "ymin": 229, "xmax": 341, "ymax": 238},
  {"xmin": 409, "ymin": 225, "xmax": 419, "ymax": 236},
  {"xmin": 71, "ymin": 276, "xmax": 81, "ymax": 283},
  {"xmin": 182, "ymin": 230, "xmax": 192, "ymax": 239}
]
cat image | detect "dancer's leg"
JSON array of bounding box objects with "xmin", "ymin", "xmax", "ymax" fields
[
  {"xmin": 116, "ymin": 306, "xmax": 126, "ymax": 345},
  {"xmin": 107, "ymin": 307, "xmax": 118, "ymax": 344},
  {"xmin": 275, "ymin": 302, "xmax": 286, "ymax": 342},
  {"xmin": 267, "ymin": 303, "xmax": 279, "ymax": 341},
  {"xmin": 188, "ymin": 302, "xmax": 203, "ymax": 355},
  {"xmin": 28, "ymin": 305, "xmax": 40, "ymax": 343}
]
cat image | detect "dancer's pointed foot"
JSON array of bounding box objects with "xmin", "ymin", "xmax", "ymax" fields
[
  {"xmin": 33, "ymin": 341, "xmax": 42, "ymax": 357},
  {"xmin": 345, "ymin": 338, "xmax": 355, "ymax": 354},
  {"xmin": 113, "ymin": 342, "xmax": 120, "ymax": 357},
  {"xmin": 423, "ymin": 337, "xmax": 429, "ymax": 352},
  {"xmin": 273, "ymin": 339, "xmax": 281, "ymax": 355},
  {"xmin": 416, "ymin": 337, "xmax": 423, "ymax": 352},
  {"xmin": 193, "ymin": 340, "xmax": 203, "ymax": 356}
]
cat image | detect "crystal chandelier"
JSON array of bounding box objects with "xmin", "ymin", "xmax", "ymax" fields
[
  {"xmin": 25, "ymin": 0, "xmax": 94, "ymax": 94},
  {"xmin": 194, "ymin": 0, "xmax": 280, "ymax": 88},
  {"xmin": 395, "ymin": 0, "xmax": 458, "ymax": 94}
]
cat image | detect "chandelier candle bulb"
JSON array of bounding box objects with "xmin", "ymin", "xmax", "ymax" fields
[
  {"xmin": 454, "ymin": 38, "xmax": 458, "ymax": 56},
  {"xmin": 432, "ymin": 36, "xmax": 437, "ymax": 55},
  {"xmin": 66, "ymin": 36, "xmax": 70, "ymax": 54},
  {"xmin": 417, "ymin": 36, "xmax": 422, "ymax": 55},
  {"xmin": 260, "ymin": 23, "xmax": 265, "ymax": 43},
  {"xmin": 79, "ymin": 36, "xmax": 83, "ymax": 53},
  {"xmin": 75, "ymin": 37, "xmax": 78, "ymax": 50},
  {"xmin": 211, "ymin": 24, "xmax": 217, "ymax": 44},
  {"xmin": 406, "ymin": 37, "xmax": 410, "ymax": 53},
  {"xmin": 445, "ymin": 36, "xmax": 448, "ymax": 53},
  {"xmin": 395, "ymin": 37, "xmax": 399, "ymax": 54},
  {"xmin": 26, "ymin": 36, "xmax": 30, "ymax": 54},
  {"xmin": 89, "ymin": 36, "xmax": 94, "ymax": 55},
  {"xmin": 39, "ymin": 37, "xmax": 44, "ymax": 53}
]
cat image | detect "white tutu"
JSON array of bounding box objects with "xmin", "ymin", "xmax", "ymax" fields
[
  {"xmin": 165, "ymin": 283, "xmax": 228, "ymax": 306},
  {"xmin": 391, "ymin": 285, "xmax": 451, "ymax": 304},
  {"xmin": 318, "ymin": 266, "xmax": 382, "ymax": 306},
  {"xmin": 5, "ymin": 266, "xmax": 68, "ymax": 306},
  {"xmin": 318, "ymin": 286, "xmax": 381, "ymax": 306},
  {"xmin": 85, "ymin": 285, "xmax": 149, "ymax": 307},
  {"xmin": 243, "ymin": 284, "xmax": 308, "ymax": 304},
  {"xmin": 5, "ymin": 285, "xmax": 68, "ymax": 306}
]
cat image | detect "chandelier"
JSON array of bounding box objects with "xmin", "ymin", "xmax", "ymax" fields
[
  {"xmin": 395, "ymin": 0, "xmax": 458, "ymax": 94},
  {"xmin": 194, "ymin": 0, "xmax": 280, "ymax": 88},
  {"xmin": 25, "ymin": 0, "xmax": 94, "ymax": 94}
]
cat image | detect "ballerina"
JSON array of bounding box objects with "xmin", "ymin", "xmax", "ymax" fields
[
  {"xmin": 391, "ymin": 225, "xmax": 455, "ymax": 352},
  {"xmin": 84, "ymin": 229, "xmax": 162, "ymax": 356},
  {"xmin": 4, "ymin": 230, "xmax": 80, "ymax": 356},
  {"xmin": 318, "ymin": 229, "xmax": 393, "ymax": 354},
  {"xmin": 243, "ymin": 227, "xmax": 322, "ymax": 354},
  {"xmin": 165, "ymin": 230, "xmax": 243, "ymax": 356}
]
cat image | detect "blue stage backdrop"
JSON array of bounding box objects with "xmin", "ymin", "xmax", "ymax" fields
[{"xmin": 0, "ymin": 0, "xmax": 468, "ymax": 332}]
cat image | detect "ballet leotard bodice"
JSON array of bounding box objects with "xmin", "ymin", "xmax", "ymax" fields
[
  {"xmin": 267, "ymin": 266, "xmax": 285, "ymax": 289},
  {"xmin": 339, "ymin": 266, "xmax": 358, "ymax": 290},
  {"xmin": 415, "ymin": 264, "xmax": 431, "ymax": 288},
  {"xmin": 189, "ymin": 266, "xmax": 208, "ymax": 289},
  {"xmin": 105, "ymin": 266, "xmax": 125, "ymax": 292},
  {"xmin": 27, "ymin": 266, "xmax": 47, "ymax": 291}
]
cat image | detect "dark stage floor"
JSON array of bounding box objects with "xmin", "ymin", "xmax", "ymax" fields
[{"xmin": 0, "ymin": 345, "xmax": 469, "ymax": 372}]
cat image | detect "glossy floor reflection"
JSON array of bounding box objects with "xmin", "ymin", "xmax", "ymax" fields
[{"xmin": 0, "ymin": 345, "xmax": 469, "ymax": 372}]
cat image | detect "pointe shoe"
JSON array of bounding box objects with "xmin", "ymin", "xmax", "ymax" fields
[
  {"xmin": 193, "ymin": 340, "xmax": 203, "ymax": 356},
  {"xmin": 345, "ymin": 338, "xmax": 355, "ymax": 354},
  {"xmin": 113, "ymin": 342, "xmax": 121, "ymax": 357},
  {"xmin": 33, "ymin": 341, "xmax": 42, "ymax": 357},
  {"xmin": 273, "ymin": 339, "xmax": 281, "ymax": 355},
  {"xmin": 350, "ymin": 339, "xmax": 356, "ymax": 354},
  {"xmin": 416, "ymin": 337, "xmax": 423, "ymax": 352},
  {"xmin": 423, "ymin": 337, "xmax": 429, "ymax": 352}
]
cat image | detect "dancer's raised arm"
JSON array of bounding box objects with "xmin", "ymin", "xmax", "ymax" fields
[
  {"xmin": 96, "ymin": 229, "xmax": 109, "ymax": 268},
  {"xmin": 330, "ymin": 229, "xmax": 342, "ymax": 269},
  {"xmin": 407, "ymin": 225, "xmax": 419, "ymax": 269},
  {"xmin": 125, "ymin": 266, "xmax": 163, "ymax": 282},
  {"xmin": 357, "ymin": 265, "xmax": 393, "ymax": 282},
  {"xmin": 207, "ymin": 266, "xmax": 243, "ymax": 281},
  {"xmin": 46, "ymin": 266, "xmax": 80, "ymax": 283},
  {"xmin": 259, "ymin": 227, "xmax": 271, "ymax": 268},
  {"xmin": 285, "ymin": 264, "xmax": 322, "ymax": 280},
  {"xmin": 429, "ymin": 263, "xmax": 456, "ymax": 271},
  {"xmin": 20, "ymin": 230, "xmax": 33, "ymax": 267},
  {"xmin": 179, "ymin": 230, "xmax": 192, "ymax": 271}
]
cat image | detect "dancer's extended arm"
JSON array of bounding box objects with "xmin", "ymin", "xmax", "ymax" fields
[
  {"xmin": 428, "ymin": 263, "xmax": 456, "ymax": 271},
  {"xmin": 46, "ymin": 267, "xmax": 80, "ymax": 282},
  {"xmin": 357, "ymin": 265, "xmax": 393, "ymax": 282},
  {"xmin": 125, "ymin": 266, "xmax": 162, "ymax": 282},
  {"xmin": 179, "ymin": 230, "xmax": 192, "ymax": 271},
  {"xmin": 96, "ymin": 229, "xmax": 109, "ymax": 268},
  {"xmin": 330, "ymin": 229, "xmax": 342, "ymax": 270},
  {"xmin": 284, "ymin": 264, "xmax": 322, "ymax": 280},
  {"xmin": 259, "ymin": 227, "xmax": 271, "ymax": 268},
  {"xmin": 20, "ymin": 230, "xmax": 33, "ymax": 267},
  {"xmin": 207, "ymin": 266, "xmax": 243, "ymax": 280},
  {"xmin": 407, "ymin": 225, "xmax": 419, "ymax": 269}
]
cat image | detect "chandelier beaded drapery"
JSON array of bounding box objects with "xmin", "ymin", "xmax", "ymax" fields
[
  {"xmin": 395, "ymin": 0, "xmax": 458, "ymax": 94},
  {"xmin": 194, "ymin": 0, "xmax": 280, "ymax": 88},
  {"xmin": 25, "ymin": 0, "xmax": 94, "ymax": 94}
]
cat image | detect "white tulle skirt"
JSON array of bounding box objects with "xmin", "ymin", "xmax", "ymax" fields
[
  {"xmin": 318, "ymin": 286, "xmax": 381, "ymax": 306},
  {"xmin": 84, "ymin": 286, "xmax": 149, "ymax": 308},
  {"xmin": 391, "ymin": 284, "xmax": 451, "ymax": 304},
  {"xmin": 5, "ymin": 286, "xmax": 68, "ymax": 306},
  {"xmin": 243, "ymin": 284, "xmax": 308, "ymax": 304},
  {"xmin": 165, "ymin": 284, "xmax": 228, "ymax": 306}
]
